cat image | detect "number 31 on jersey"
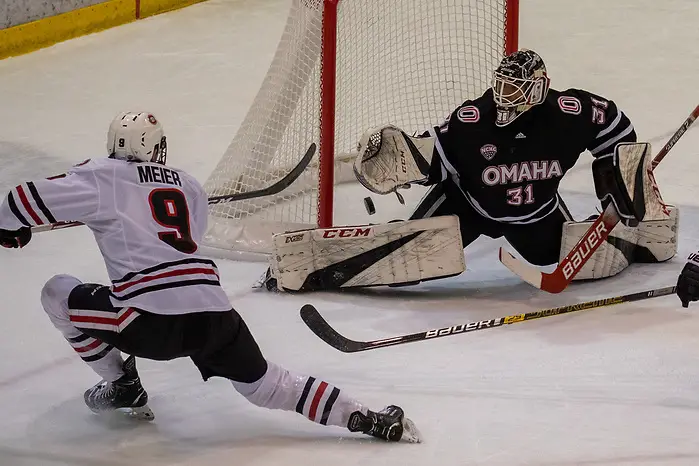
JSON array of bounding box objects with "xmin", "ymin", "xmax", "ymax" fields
[{"xmin": 506, "ymin": 184, "xmax": 534, "ymax": 205}]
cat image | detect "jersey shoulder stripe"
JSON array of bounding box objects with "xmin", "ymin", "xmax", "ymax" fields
[
  {"xmin": 26, "ymin": 181, "xmax": 57, "ymax": 223},
  {"xmin": 8, "ymin": 182, "xmax": 57, "ymax": 226}
]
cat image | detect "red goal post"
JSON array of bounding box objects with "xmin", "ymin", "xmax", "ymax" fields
[{"xmin": 203, "ymin": 0, "xmax": 519, "ymax": 258}]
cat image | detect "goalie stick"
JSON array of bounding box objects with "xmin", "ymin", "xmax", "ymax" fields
[
  {"xmin": 30, "ymin": 143, "xmax": 317, "ymax": 234},
  {"xmin": 501, "ymin": 104, "xmax": 699, "ymax": 293},
  {"xmin": 300, "ymin": 286, "xmax": 676, "ymax": 353}
]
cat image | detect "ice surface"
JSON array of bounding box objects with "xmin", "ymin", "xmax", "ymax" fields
[{"xmin": 0, "ymin": 0, "xmax": 698, "ymax": 464}]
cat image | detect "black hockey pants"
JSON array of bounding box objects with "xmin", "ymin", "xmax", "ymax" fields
[
  {"xmin": 68, "ymin": 284, "xmax": 268, "ymax": 383},
  {"xmin": 410, "ymin": 182, "xmax": 574, "ymax": 266}
]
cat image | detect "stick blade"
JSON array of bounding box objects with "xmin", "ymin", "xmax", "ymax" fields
[
  {"xmin": 300, "ymin": 305, "xmax": 364, "ymax": 353},
  {"xmin": 499, "ymin": 248, "xmax": 544, "ymax": 289},
  {"xmin": 499, "ymin": 248, "xmax": 569, "ymax": 294}
]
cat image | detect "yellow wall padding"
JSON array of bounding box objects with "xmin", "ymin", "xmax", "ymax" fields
[
  {"xmin": 139, "ymin": 0, "xmax": 206, "ymax": 19},
  {"xmin": 0, "ymin": 0, "xmax": 206, "ymax": 60}
]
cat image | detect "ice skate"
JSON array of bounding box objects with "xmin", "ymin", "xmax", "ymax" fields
[
  {"xmin": 84, "ymin": 355, "xmax": 154, "ymax": 421},
  {"xmin": 252, "ymin": 267, "xmax": 280, "ymax": 291},
  {"xmin": 347, "ymin": 405, "xmax": 421, "ymax": 443}
]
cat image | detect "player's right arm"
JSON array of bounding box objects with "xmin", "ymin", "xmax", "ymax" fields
[{"xmin": 0, "ymin": 161, "xmax": 100, "ymax": 237}]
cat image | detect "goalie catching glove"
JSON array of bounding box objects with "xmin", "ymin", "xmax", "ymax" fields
[{"xmin": 354, "ymin": 125, "xmax": 435, "ymax": 195}]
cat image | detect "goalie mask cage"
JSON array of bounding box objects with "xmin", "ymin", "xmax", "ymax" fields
[{"xmin": 203, "ymin": 0, "xmax": 519, "ymax": 259}]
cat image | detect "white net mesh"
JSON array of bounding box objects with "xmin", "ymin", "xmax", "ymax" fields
[{"xmin": 203, "ymin": 0, "xmax": 512, "ymax": 257}]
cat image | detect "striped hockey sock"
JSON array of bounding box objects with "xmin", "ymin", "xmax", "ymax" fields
[
  {"xmin": 232, "ymin": 362, "xmax": 366, "ymax": 429},
  {"xmin": 295, "ymin": 377, "xmax": 342, "ymax": 425},
  {"xmin": 66, "ymin": 333, "xmax": 124, "ymax": 382}
]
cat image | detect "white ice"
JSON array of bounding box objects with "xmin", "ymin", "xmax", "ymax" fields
[{"xmin": 1, "ymin": 0, "xmax": 699, "ymax": 464}]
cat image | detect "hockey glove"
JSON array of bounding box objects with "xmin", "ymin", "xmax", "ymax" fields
[
  {"xmin": 354, "ymin": 125, "xmax": 434, "ymax": 195},
  {"xmin": 677, "ymin": 253, "xmax": 699, "ymax": 308},
  {"xmin": 592, "ymin": 142, "xmax": 668, "ymax": 228},
  {"xmin": 0, "ymin": 227, "xmax": 32, "ymax": 248}
]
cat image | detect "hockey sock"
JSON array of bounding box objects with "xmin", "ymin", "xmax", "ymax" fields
[
  {"xmin": 231, "ymin": 361, "xmax": 367, "ymax": 428},
  {"xmin": 65, "ymin": 332, "xmax": 125, "ymax": 382},
  {"xmin": 41, "ymin": 274, "xmax": 125, "ymax": 382}
]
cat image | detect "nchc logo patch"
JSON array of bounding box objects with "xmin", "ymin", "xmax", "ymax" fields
[{"xmin": 480, "ymin": 144, "xmax": 498, "ymax": 160}]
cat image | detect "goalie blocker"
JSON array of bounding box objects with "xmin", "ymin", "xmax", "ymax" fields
[
  {"xmin": 267, "ymin": 216, "xmax": 465, "ymax": 292},
  {"xmin": 561, "ymin": 141, "xmax": 677, "ymax": 280}
]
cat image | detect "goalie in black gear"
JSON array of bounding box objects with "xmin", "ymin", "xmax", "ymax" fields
[{"xmin": 266, "ymin": 49, "xmax": 676, "ymax": 292}]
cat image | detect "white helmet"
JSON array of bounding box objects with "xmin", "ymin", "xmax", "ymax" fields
[{"xmin": 107, "ymin": 112, "xmax": 167, "ymax": 164}]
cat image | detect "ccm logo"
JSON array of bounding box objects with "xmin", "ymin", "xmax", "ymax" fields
[
  {"xmin": 285, "ymin": 233, "xmax": 304, "ymax": 243},
  {"xmin": 321, "ymin": 227, "xmax": 372, "ymax": 239},
  {"xmin": 561, "ymin": 221, "xmax": 608, "ymax": 280}
]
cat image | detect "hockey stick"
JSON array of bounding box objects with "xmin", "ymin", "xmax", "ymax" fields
[
  {"xmin": 30, "ymin": 143, "xmax": 317, "ymax": 233},
  {"xmin": 207, "ymin": 143, "xmax": 316, "ymax": 204},
  {"xmin": 300, "ymin": 286, "xmax": 676, "ymax": 353},
  {"xmin": 500, "ymin": 104, "xmax": 699, "ymax": 293}
]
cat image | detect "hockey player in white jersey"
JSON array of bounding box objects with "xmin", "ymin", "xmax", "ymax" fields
[{"xmin": 0, "ymin": 112, "xmax": 420, "ymax": 443}]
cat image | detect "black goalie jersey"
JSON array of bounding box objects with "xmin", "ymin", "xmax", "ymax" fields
[{"xmin": 425, "ymin": 88, "xmax": 637, "ymax": 224}]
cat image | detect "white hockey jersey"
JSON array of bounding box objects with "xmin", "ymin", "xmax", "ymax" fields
[{"xmin": 0, "ymin": 157, "xmax": 232, "ymax": 315}]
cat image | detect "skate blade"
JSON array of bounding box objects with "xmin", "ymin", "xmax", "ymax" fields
[
  {"xmin": 91, "ymin": 404, "xmax": 155, "ymax": 421},
  {"xmin": 401, "ymin": 417, "xmax": 422, "ymax": 443},
  {"xmin": 251, "ymin": 271, "xmax": 266, "ymax": 289},
  {"xmin": 119, "ymin": 404, "xmax": 155, "ymax": 421}
]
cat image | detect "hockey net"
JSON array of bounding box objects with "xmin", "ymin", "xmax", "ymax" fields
[{"xmin": 203, "ymin": 0, "xmax": 518, "ymax": 259}]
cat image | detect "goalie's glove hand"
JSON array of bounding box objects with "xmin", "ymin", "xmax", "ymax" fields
[
  {"xmin": 354, "ymin": 125, "xmax": 433, "ymax": 195},
  {"xmin": 677, "ymin": 253, "xmax": 699, "ymax": 308},
  {"xmin": 0, "ymin": 227, "xmax": 32, "ymax": 249}
]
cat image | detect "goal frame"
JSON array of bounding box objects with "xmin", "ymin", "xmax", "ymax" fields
[{"xmin": 316, "ymin": 0, "xmax": 520, "ymax": 228}]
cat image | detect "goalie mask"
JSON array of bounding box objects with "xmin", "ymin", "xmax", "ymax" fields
[
  {"xmin": 107, "ymin": 112, "xmax": 167, "ymax": 164},
  {"xmin": 492, "ymin": 49, "xmax": 550, "ymax": 127}
]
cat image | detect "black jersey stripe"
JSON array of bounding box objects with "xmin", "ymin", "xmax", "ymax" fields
[
  {"xmin": 7, "ymin": 191, "xmax": 31, "ymax": 227},
  {"xmin": 112, "ymin": 257, "xmax": 218, "ymax": 284},
  {"xmin": 26, "ymin": 182, "xmax": 57, "ymax": 223},
  {"xmin": 110, "ymin": 278, "xmax": 222, "ymax": 300}
]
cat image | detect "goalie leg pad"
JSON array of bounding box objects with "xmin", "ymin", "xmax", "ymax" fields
[
  {"xmin": 560, "ymin": 205, "xmax": 678, "ymax": 280},
  {"xmin": 269, "ymin": 216, "xmax": 465, "ymax": 291}
]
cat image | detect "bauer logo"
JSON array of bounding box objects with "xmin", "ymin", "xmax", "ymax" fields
[
  {"xmin": 480, "ymin": 144, "xmax": 498, "ymax": 160},
  {"xmin": 147, "ymin": 114, "xmax": 158, "ymax": 125},
  {"xmin": 561, "ymin": 221, "xmax": 608, "ymax": 280},
  {"xmin": 425, "ymin": 318, "xmax": 504, "ymax": 338},
  {"xmin": 321, "ymin": 227, "xmax": 373, "ymax": 239}
]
